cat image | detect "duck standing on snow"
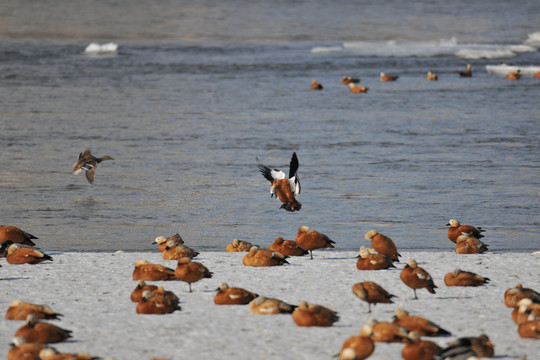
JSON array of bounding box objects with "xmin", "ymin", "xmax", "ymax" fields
[
  {"xmin": 257, "ymin": 152, "xmax": 302, "ymax": 212},
  {"xmin": 72, "ymin": 149, "xmax": 114, "ymax": 184}
]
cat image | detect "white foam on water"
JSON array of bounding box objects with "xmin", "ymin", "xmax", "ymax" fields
[
  {"xmin": 312, "ymin": 36, "xmax": 539, "ymax": 59},
  {"xmin": 486, "ymin": 64, "xmax": 540, "ymax": 76},
  {"xmin": 84, "ymin": 42, "xmax": 119, "ymax": 54}
]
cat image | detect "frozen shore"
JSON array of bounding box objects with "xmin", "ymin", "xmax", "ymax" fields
[{"xmin": 1, "ymin": 250, "xmax": 539, "ymax": 359}]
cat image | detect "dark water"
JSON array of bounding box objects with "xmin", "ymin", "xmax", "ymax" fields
[{"xmin": 0, "ymin": 1, "xmax": 539, "ymax": 252}]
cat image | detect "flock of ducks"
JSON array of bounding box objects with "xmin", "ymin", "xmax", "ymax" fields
[
  {"xmin": 2, "ymin": 150, "xmax": 540, "ymax": 359},
  {"xmin": 310, "ymin": 64, "xmax": 538, "ymax": 93}
]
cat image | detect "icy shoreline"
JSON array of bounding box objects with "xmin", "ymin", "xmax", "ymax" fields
[{"xmin": 1, "ymin": 250, "xmax": 539, "ymax": 359}]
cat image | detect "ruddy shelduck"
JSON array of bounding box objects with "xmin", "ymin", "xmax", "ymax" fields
[
  {"xmin": 401, "ymin": 331, "xmax": 443, "ymax": 360},
  {"xmin": 152, "ymin": 286, "xmax": 180, "ymax": 305},
  {"xmin": 72, "ymin": 149, "xmax": 114, "ymax": 184},
  {"xmin": 518, "ymin": 315, "xmax": 540, "ymax": 339},
  {"xmin": 0, "ymin": 241, "xmax": 53, "ymax": 264},
  {"xmin": 364, "ymin": 230, "xmax": 400, "ymax": 262},
  {"xmin": 225, "ymin": 238, "xmax": 254, "ymax": 252},
  {"xmin": 506, "ymin": 70, "xmax": 521, "ymax": 80},
  {"xmin": 512, "ymin": 299, "xmax": 540, "ymax": 325},
  {"xmin": 174, "ymin": 257, "xmax": 213, "ymax": 292},
  {"xmin": 38, "ymin": 348, "xmax": 101, "ymax": 360},
  {"xmin": 339, "ymin": 325, "xmax": 375, "ymax": 360},
  {"xmin": 444, "ymin": 269, "xmax": 490, "ymax": 287},
  {"xmin": 352, "ymin": 281, "xmax": 395, "ymax": 313},
  {"xmin": 427, "ymin": 71, "xmax": 438, "ymax": 81},
  {"xmin": 132, "ymin": 260, "xmax": 177, "ymax": 281},
  {"xmin": 268, "ymin": 236, "xmax": 308, "ymax": 256},
  {"xmin": 380, "ymin": 72, "xmax": 399, "ymax": 82},
  {"xmin": 214, "ymin": 282, "xmax": 258, "ymax": 305},
  {"xmin": 249, "ymin": 296, "xmax": 296, "ymax": 315},
  {"xmin": 400, "ymin": 258, "xmax": 437, "ymax": 299},
  {"xmin": 459, "ymin": 64, "xmax": 472, "ymax": 77},
  {"xmin": 153, "ymin": 233, "xmax": 183, "ymax": 252},
  {"xmin": 295, "ymin": 225, "xmax": 335, "ymax": 259},
  {"xmin": 349, "ymin": 83, "xmax": 368, "ymax": 93},
  {"xmin": 242, "ymin": 246, "xmax": 289, "ymax": 267},
  {"xmin": 130, "ymin": 280, "xmax": 159, "ymax": 303},
  {"xmin": 162, "ymin": 239, "xmax": 199, "ymax": 260},
  {"xmin": 7, "ymin": 337, "xmax": 49, "ymax": 360},
  {"xmin": 15, "ymin": 314, "xmax": 72, "ymax": 343},
  {"xmin": 292, "ymin": 301, "xmax": 339, "ymax": 327},
  {"xmin": 446, "ymin": 219, "xmax": 485, "ymax": 243},
  {"xmin": 393, "ymin": 308, "xmax": 451, "ymax": 337},
  {"xmin": 455, "ymin": 233, "xmax": 488, "ymax": 254},
  {"xmin": 257, "ymin": 152, "xmax": 302, "ymax": 212},
  {"xmin": 535, "ymin": 71, "xmax": 540, "ymax": 78},
  {"xmin": 341, "ymin": 75, "xmax": 360, "ymax": 84},
  {"xmin": 504, "ymin": 283, "xmax": 540, "ymax": 308},
  {"xmin": 368, "ymin": 318, "xmax": 409, "ymax": 343},
  {"xmin": 356, "ymin": 246, "xmax": 396, "ymax": 270},
  {"xmin": 310, "ymin": 78, "xmax": 323, "ymax": 90},
  {"xmin": 136, "ymin": 290, "xmax": 181, "ymax": 315},
  {"xmin": 0, "ymin": 225, "xmax": 37, "ymax": 246},
  {"xmin": 6, "ymin": 300, "xmax": 63, "ymax": 321}
]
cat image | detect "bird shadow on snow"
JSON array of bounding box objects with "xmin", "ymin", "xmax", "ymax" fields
[{"xmin": 0, "ymin": 277, "xmax": 31, "ymax": 281}]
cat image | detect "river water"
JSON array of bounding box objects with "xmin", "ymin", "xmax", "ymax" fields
[{"xmin": 0, "ymin": 0, "xmax": 539, "ymax": 252}]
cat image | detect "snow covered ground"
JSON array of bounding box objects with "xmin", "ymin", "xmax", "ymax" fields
[{"xmin": 1, "ymin": 250, "xmax": 539, "ymax": 359}]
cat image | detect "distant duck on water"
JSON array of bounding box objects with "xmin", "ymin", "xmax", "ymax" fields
[{"xmin": 72, "ymin": 149, "xmax": 114, "ymax": 184}]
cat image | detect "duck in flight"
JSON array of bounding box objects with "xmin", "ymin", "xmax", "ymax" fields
[
  {"xmin": 72, "ymin": 149, "xmax": 114, "ymax": 184},
  {"xmin": 257, "ymin": 152, "xmax": 301, "ymax": 212}
]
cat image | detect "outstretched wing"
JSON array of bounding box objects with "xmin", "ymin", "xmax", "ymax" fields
[
  {"xmin": 288, "ymin": 152, "xmax": 299, "ymax": 179},
  {"xmin": 256, "ymin": 157, "xmax": 286, "ymax": 183},
  {"xmin": 288, "ymin": 152, "xmax": 301, "ymax": 196}
]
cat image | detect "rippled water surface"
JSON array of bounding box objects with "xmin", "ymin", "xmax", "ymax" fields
[{"xmin": 0, "ymin": 1, "xmax": 539, "ymax": 251}]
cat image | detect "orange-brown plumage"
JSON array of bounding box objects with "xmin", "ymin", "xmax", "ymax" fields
[
  {"xmin": 446, "ymin": 219, "xmax": 485, "ymax": 243},
  {"xmin": 153, "ymin": 233, "xmax": 183, "ymax": 252},
  {"xmin": 341, "ymin": 75, "xmax": 360, "ymax": 84},
  {"xmin": 15, "ymin": 314, "xmax": 72, "ymax": 343},
  {"xmin": 292, "ymin": 301, "xmax": 339, "ymax": 327},
  {"xmin": 364, "ymin": 230, "xmax": 400, "ymax": 262},
  {"xmin": 369, "ymin": 319, "xmax": 409, "ymax": 343},
  {"xmin": 352, "ymin": 281, "xmax": 395, "ymax": 313},
  {"xmin": 455, "ymin": 234, "xmax": 488, "ymax": 254},
  {"xmin": 162, "ymin": 239, "xmax": 199, "ymax": 260},
  {"xmin": 1, "ymin": 242, "xmax": 53, "ymax": 264},
  {"xmin": 0, "ymin": 225, "xmax": 37, "ymax": 246},
  {"xmin": 518, "ymin": 317, "xmax": 540, "ymax": 339},
  {"xmin": 311, "ymin": 78, "xmax": 323, "ymax": 90},
  {"xmin": 130, "ymin": 280, "xmax": 159, "ymax": 303},
  {"xmin": 393, "ymin": 308, "xmax": 451, "ymax": 337},
  {"xmin": 504, "ymin": 283, "xmax": 540, "ymax": 308},
  {"xmin": 356, "ymin": 246, "xmax": 396, "ymax": 270},
  {"xmin": 401, "ymin": 331, "xmax": 443, "ymax": 360},
  {"xmin": 459, "ymin": 64, "xmax": 472, "ymax": 77},
  {"xmin": 249, "ymin": 296, "xmax": 296, "ymax": 315},
  {"xmin": 174, "ymin": 257, "xmax": 213, "ymax": 292},
  {"xmin": 349, "ymin": 83, "xmax": 368, "ymax": 93},
  {"xmin": 295, "ymin": 225, "xmax": 335, "ymax": 259},
  {"xmin": 444, "ymin": 269, "xmax": 490, "ymax": 286},
  {"xmin": 380, "ymin": 72, "xmax": 399, "ymax": 82},
  {"xmin": 132, "ymin": 260, "xmax": 177, "ymax": 281},
  {"xmin": 506, "ymin": 70, "xmax": 521, "ymax": 80},
  {"xmin": 339, "ymin": 325, "xmax": 375, "ymax": 360},
  {"xmin": 5, "ymin": 300, "xmax": 62, "ymax": 321},
  {"xmin": 426, "ymin": 71, "xmax": 438, "ymax": 81},
  {"xmin": 136, "ymin": 290, "xmax": 180, "ymax": 314},
  {"xmin": 512, "ymin": 299, "xmax": 540, "ymax": 325},
  {"xmin": 225, "ymin": 239, "xmax": 253, "ymax": 252},
  {"xmin": 242, "ymin": 246, "xmax": 289, "ymax": 267},
  {"xmin": 400, "ymin": 258, "xmax": 437, "ymax": 299},
  {"xmin": 7, "ymin": 337, "xmax": 49, "ymax": 360},
  {"xmin": 268, "ymin": 236, "xmax": 308, "ymax": 256},
  {"xmin": 214, "ymin": 282, "xmax": 258, "ymax": 305},
  {"xmin": 271, "ymin": 178, "xmax": 302, "ymax": 211}
]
